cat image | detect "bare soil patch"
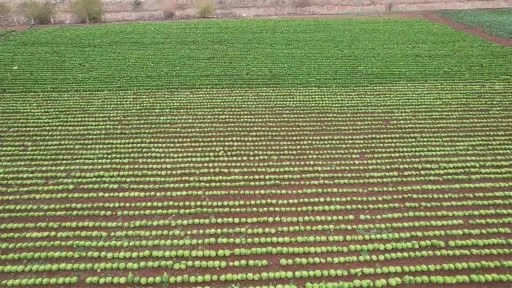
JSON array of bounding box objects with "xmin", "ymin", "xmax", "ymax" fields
[{"xmin": 0, "ymin": 25, "xmax": 30, "ymax": 31}]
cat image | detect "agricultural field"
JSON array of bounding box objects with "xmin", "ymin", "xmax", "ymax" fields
[
  {"xmin": 441, "ymin": 8, "xmax": 512, "ymax": 39},
  {"xmin": 1, "ymin": 18, "xmax": 512, "ymax": 287}
]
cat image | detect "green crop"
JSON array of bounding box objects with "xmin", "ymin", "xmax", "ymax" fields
[
  {"xmin": 442, "ymin": 8, "xmax": 512, "ymax": 39},
  {"xmin": 1, "ymin": 16, "xmax": 512, "ymax": 287}
]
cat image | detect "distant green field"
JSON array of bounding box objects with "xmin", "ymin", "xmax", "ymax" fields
[
  {"xmin": 441, "ymin": 8, "xmax": 512, "ymax": 39},
  {"xmin": 1, "ymin": 18, "xmax": 512, "ymax": 93}
]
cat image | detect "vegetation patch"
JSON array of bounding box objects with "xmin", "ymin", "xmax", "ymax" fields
[{"xmin": 441, "ymin": 8, "xmax": 512, "ymax": 39}]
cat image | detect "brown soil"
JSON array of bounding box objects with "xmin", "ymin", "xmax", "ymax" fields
[{"xmin": 0, "ymin": 25, "xmax": 30, "ymax": 31}]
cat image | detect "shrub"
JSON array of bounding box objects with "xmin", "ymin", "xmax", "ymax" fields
[
  {"xmin": 163, "ymin": 9, "xmax": 176, "ymax": 19},
  {"xmin": 71, "ymin": 0, "xmax": 103, "ymax": 23},
  {"xmin": 132, "ymin": 0, "xmax": 143, "ymax": 10},
  {"xmin": 18, "ymin": 1, "xmax": 55, "ymax": 24},
  {"xmin": 195, "ymin": 0, "xmax": 215, "ymax": 18}
]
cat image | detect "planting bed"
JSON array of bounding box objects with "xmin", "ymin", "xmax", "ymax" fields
[{"xmin": 1, "ymin": 17, "xmax": 512, "ymax": 288}]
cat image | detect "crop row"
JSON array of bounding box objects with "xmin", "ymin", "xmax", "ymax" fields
[
  {"xmin": 2, "ymin": 155, "xmax": 506, "ymax": 171},
  {"xmin": 4, "ymin": 144, "xmax": 510, "ymax": 162},
  {"xmin": 281, "ymin": 254, "xmax": 509, "ymax": 267},
  {"xmin": 3, "ymin": 151, "xmax": 509, "ymax": 171},
  {"xmin": 3, "ymin": 167, "xmax": 503, "ymax": 180},
  {"xmin": 4, "ymin": 175, "xmax": 511, "ymax": 193},
  {"xmin": 3, "ymin": 182, "xmax": 510, "ymax": 201},
  {"xmin": 3, "ymin": 128, "xmax": 510, "ymax": 143},
  {"xmin": 11, "ymin": 116, "xmax": 503, "ymax": 126},
  {"xmin": 3, "ymin": 127, "xmax": 509, "ymax": 145},
  {"xmin": 80, "ymin": 260, "xmax": 512, "ymax": 285},
  {"xmin": 0, "ymin": 277, "xmax": 78, "ymax": 287},
  {"xmin": 0, "ymin": 218, "xmax": 470, "ymax": 230},
  {"xmin": 10, "ymin": 246, "xmax": 506, "ymax": 264},
  {"xmin": 0, "ymin": 187, "xmax": 508, "ymax": 202},
  {"xmin": 3, "ymin": 200, "xmax": 510, "ymax": 219},
  {"xmin": 2, "ymin": 249, "xmax": 509, "ymax": 280},
  {"xmin": 2, "ymin": 96, "xmax": 508, "ymax": 112},
  {"xmin": 3, "ymin": 143, "xmax": 510, "ymax": 161},
  {"xmin": 3, "ymin": 128, "xmax": 509, "ymax": 145},
  {"xmin": 2, "ymin": 91, "xmax": 509, "ymax": 110},
  {"xmin": 306, "ymin": 273, "xmax": 512, "ymax": 288},
  {"xmin": 0, "ymin": 259, "xmax": 268, "ymax": 273},
  {"xmin": 5, "ymin": 163, "xmax": 512, "ymax": 181},
  {"xmin": 362, "ymin": 209, "xmax": 511, "ymax": 220},
  {"xmin": 2, "ymin": 107, "xmax": 506, "ymax": 128},
  {"xmin": 3, "ymin": 194, "xmax": 509, "ymax": 211},
  {"xmin": 0, "ymin": 159, "xmax": 497, "ymax": 173},
  {"xmin": 1, "ymin": 203, "xmax": 510, "ymax": 220},
  {"xmin": 4, "ymin": 117, "xmax": 509, "ymax": 133},
  {"xmin": 2, "ymin": 239, "xmax": 508, "ymax": 258},
  {"xmin": 11, "ymin": 173, "xmax": 509, "ymax": 188},
  {"xmin": 12, "ymin": 167, "xmax": 510, "ymax": 183},
  {"xmin": 11, "ymin": 235, "xmax": 509, "ymax": 250},
  {"xmin": 1, "ymin": 227, "xmax": 506, "ymax": 243},
  {"xmin": 0, "ymin": 239, "xmax": 452, "ymax": 261}
]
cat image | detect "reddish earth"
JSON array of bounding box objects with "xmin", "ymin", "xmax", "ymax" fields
[{"xmin": 0, "ymin": 25, "xmax": 29, "ymax": 31}]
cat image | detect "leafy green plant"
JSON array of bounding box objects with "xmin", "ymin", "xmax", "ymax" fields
[{"xmin": 195, "ymin": 0, "xmax": 214, "ymax": 18}]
